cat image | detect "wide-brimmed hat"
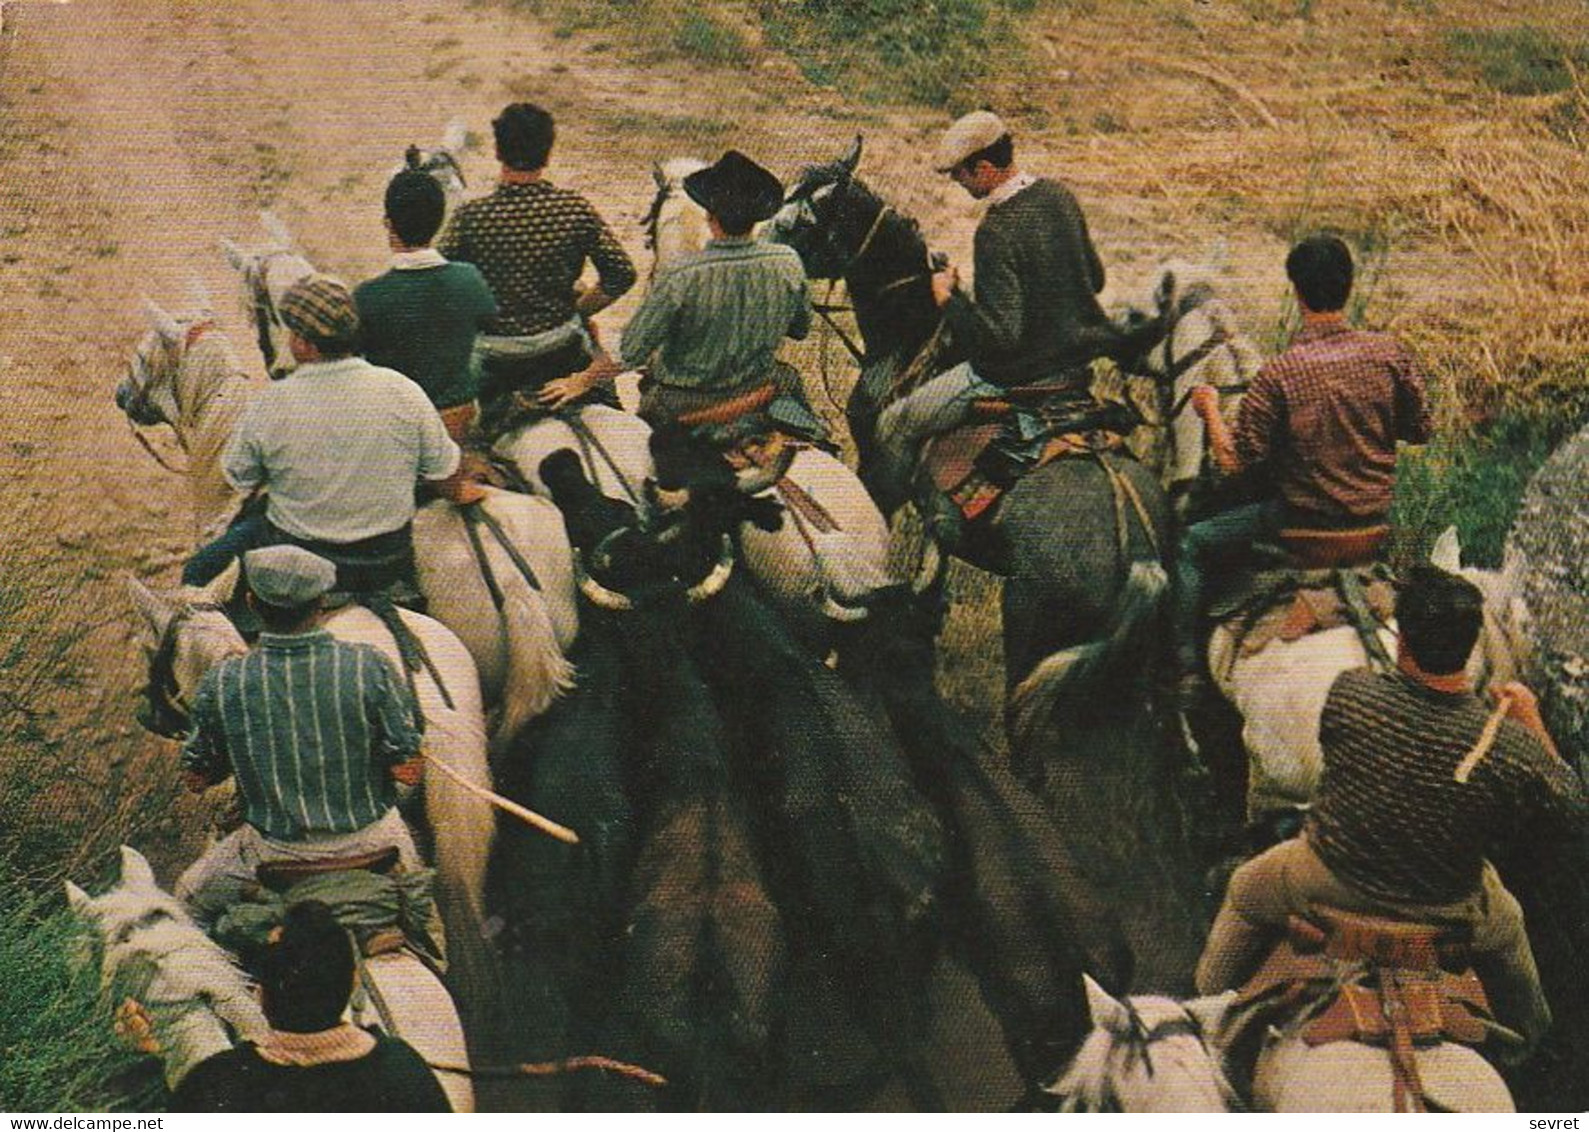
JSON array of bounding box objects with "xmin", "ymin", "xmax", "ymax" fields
[
  {"xmin": 683, "ymin": 150, "xmax": 784, "ymax": 225},
  {"xmin": 933, "ymin": 110, "xmax": 1010, "ymax": 172},
  {"xmin": 278, "ymin": 274, "xmax": 359, "ymax": 347},
  {"xmin": 243, "ymin": 545, "xmax": 337, "ymax": 608}
]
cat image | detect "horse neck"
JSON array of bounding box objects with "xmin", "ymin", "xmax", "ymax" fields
[
  {"xmin": 842, "ymin": 193, "xmax": 940, "ymax": 365},
  {"xmin": 175, "ymin": 333, "xmax": 252, "ymax": 438}
]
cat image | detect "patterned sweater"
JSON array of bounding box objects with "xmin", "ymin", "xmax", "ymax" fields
[
  {"xmin": 438, "ymin": 179, "xmax": 636, "ymax": 337},
  {"xmin": 1309, "ymin": 668, "xmax": 1587, "ymax": 905},
  {"xmin": 943, "ymin": 177, "xmax": 1114, "ymax": 388}
]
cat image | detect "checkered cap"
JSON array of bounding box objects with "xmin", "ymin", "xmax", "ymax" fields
[{"xmin": 278, "ymin": 274, "xmax": 359, "ymax": 345}]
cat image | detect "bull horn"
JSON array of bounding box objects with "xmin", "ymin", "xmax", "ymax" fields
[
  {"xmin": 821, "ymin": 592, "xmax": 870, "ymax": 622},
  {"xmin": 911, "ymin": 539, "xmax": 944, "ymax": 595},
  {"xmin": 684, "ymin": 536, "xmax": 735, "ymax": 604},
  {"xmin": 574, "ymin": 560, "xmax": 635, "ymax": 612}
]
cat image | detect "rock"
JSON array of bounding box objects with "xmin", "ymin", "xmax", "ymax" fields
[{"xmin": 1506, "ymin": 420, "xmax": 1589, "ymax": 776}]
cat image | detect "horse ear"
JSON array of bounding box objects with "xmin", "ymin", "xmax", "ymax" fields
[
  {"xmin": 1083, "ymin": 972, "xmax": 1131, "ymax": 1035},
  {"xmin": 64, "ymin": 880, "xmax": 92, "ymax": 913},
  {"xmin": 652, "ymin": 161, "xmax": 667, "ymax": 191},
  {"xmin": 142, "ymin": 297, "xmax": 182, "ymax": 343},
  {"xmin": 187, "ymin": 275, "xmax": 215, "ymax": 317},
  {"xmin": 840, "ymin": 134, "xmax": 863, "ymax": 176},
  {"xmin": 259, "ymin": 210, "xmax": 294, "ymax": 250},
  {"xmin": 220, "ymin": 237, "xmax": 249, "ymax": 273},
  {"xmin": 1184, "ymin": 990, "xmax": 1235, "ymax": 1037},
  {"xmin": 191, "ymin": 558, "xmax": 240, "ymax": 609},
  {"xmin": 119, "ymin": 846, "xmax": 159, "ymax": 890},
  {"xmin": 1430, "ymin": 526, "xmax": 1463, "ymax": 572},
  {"xmin": 442, "ymin": 117, "xmax": 469, "ymax": 154},
  {"xmin": 126, "ymin": 575, "xmax": 177, "ymax": 643}
]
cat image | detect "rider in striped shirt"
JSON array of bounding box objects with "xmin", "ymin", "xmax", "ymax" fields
[{"xmin": 175, "ymin": 546, "xmax": 425, "ymax": 925}]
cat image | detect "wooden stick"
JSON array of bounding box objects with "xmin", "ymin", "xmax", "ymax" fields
[
  {"xmin": 427, "ymin": 1056, "xmax": 667, "ymax": 1089},
  {"xmin": 1125, "ymin": 53, "xmax": 1280, "ymax": 129},
  {"xmin": 424, "ymin": 755, "xmax": 580, "ymax": 845},
  {"xmin": 1454, "ymin": 692, "xmax": 1513, "ymax": 785}
]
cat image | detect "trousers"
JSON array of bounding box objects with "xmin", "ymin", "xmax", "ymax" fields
[
  {"xmin": 176, "ymin": 807, "xmax": 421, "ymax": 927},
  {"xmin": 1196, "ymin": 835, "xmax": 1550, "ymax": 1060}
]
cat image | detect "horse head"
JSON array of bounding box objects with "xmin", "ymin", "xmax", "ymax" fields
[
  {"xmin": 395, "ymin": 117, "xmax": 469, "ymax": 205},
  {"xmin": 219, "ymin": 211, "xmax": 315, "ymax": 379},
  {"xmin": 1118, "ymin": 261, "xmax": 1263, "ymax": 502},
  {"xmin": 642, "ymin": 157, "xmax": 710, "ymax": 277},
  {"xmin": 125, "ymin": 571, "xmax": 247, "ymax": 739},
  {"xmin": 1045, "ymin": 975, "xmax": 1238, "ymax": 1112},
  {"xmin": 66, "ymin": 846, "xmax": 267, "ymax": 1088},
  {"xmin": 768, "ymin": 135, "xmax": 876, "ymax": 283}
]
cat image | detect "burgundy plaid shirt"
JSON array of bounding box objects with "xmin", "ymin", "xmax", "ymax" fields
[{"xmin": 1233, "ymin": 319, "xmax": 1430, "ymax": 523}]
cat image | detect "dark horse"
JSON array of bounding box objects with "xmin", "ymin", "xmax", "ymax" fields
[{"xmin": 769, "ymin": 140, "xmax": 1210, "ymax": 993}]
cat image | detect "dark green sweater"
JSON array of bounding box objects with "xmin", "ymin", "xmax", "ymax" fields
[
  {"xmin": 171, "ymin": 1032, "xmax": 452, "ymax": 1112},
  {"xmin": 355, "ymin": 261, "xmax": 497, "ymax": 410},
  {"xmin": 944, "ymin": 177, "xmax": 1115, "ymax": 388}
]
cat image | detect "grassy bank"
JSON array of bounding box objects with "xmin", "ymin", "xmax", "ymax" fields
[{"xmin": 0, "ymin": 876, "xmax": 163, "ymax": 1111}]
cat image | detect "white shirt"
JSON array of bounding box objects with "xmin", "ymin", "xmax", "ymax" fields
[
  {"xmin": 224, "ymin": 356, "xmax": 459, "ymax": 542},
  {"xmin": 986, "ymin": 171, "xmax": 1037, "ymax": 208},
  {"xmin": 390, "ymin": 248, "xmax": 448, "ymax": 271}
]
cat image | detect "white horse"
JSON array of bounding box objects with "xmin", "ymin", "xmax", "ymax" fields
[
  {"xmin": 118, "ymin": 285, "xmax": 577, "ymax": 748},
  {"xmin": 125, "ymin": 571, "xmax": 496, "ymax": 931},
  {"xmin": 68, "ymin": 845, "xmax": 474, "ymax": 1111},
  {"xmin": 1206, "ymin": 527, "xmax": 1522, "ymax": 820},
  {"xmin": 1053, "ymin": 972, "xmax": 1512, "ymax": 1112},
  {"xmin": 1107, "ymin": 259, "xmax": 1265, "ymax": 504},
  {"xmin": 390, "ymin": 118, "xmax": 469, "ymax": 208},
  {"xmin": 630, "ymin": 158, "xmax": 896, "ymax": 628},
  {"xmin": 1045, "ymin": 975, "xmax": 1238, "ymax": 1112}
]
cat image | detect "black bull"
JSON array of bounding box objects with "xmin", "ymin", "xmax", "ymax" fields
[{"xmin": 485, "ymin": 443, "xmax": 1132, "ymax": 1108}]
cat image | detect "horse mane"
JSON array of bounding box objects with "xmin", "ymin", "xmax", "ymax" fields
[
  {"xmin": 1047, "ymin": 1025, "xmax": 1118, "ymax": 1111},
  {"xmin": 1047, "ymin": 996, "xmax": 1238, "ymax": 1113}
]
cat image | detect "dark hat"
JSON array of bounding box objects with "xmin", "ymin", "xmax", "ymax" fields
[
  {"xmin": 278, "ymin": 274, "xmax": 359, "ymax": 347},
  {"xmin": 683, "ymin": 150, "xmax": 784, "ymax": 226}
]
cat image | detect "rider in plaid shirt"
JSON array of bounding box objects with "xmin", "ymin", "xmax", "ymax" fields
[{"xmin": 1174, "ymin": 234, "xmax": 1431, "ymax": 692}]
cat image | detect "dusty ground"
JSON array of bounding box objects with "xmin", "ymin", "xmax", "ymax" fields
[{"xmin": 0, "ymin": 0, "xmax": 1580, "ymax": 1111}]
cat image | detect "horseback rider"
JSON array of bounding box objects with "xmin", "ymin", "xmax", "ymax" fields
[
  {"xmin": 545, "ymin": 149, "xmax": 825, "ymax": 442},
  {"xmin": 355, "ymin": 169, "xmax": 497, "ymax": 506},
  {"xmin": 1196, "ymin": 565, "xmax": 1586, "ymax": 1060},
  {"xmin": 1176, "ymin": 234, "xmax": 1431, "ymax": 697},
  {"xmin": 175, "ymin": 546, "xmax": 427, "ymax": 925},
  {"xmin": 437, "ymin": 102, "xmax": 637, "ymax": 429},
  {"xmin": 172, "ymin": 900, "xmax": 451, "ymax": 1112},
  {"xmin": 218, "ymin": 275, "xmax": 460, "ymax": 593},
  {"xmin": 874, "ymin": 110, "xmax": 1132, "ymax": 533}
]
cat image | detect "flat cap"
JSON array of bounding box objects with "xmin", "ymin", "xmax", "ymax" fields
[
  {"xmin": 933, "ymin": 110, "xmax": 1010, "ymax": 172},
  {"xmin": 243, "ymin": 545, "xmax": 337, "ymax": 608},
  {"xmin": 278, "ymin": 274, "xmax": 359, "ymax": 346}
]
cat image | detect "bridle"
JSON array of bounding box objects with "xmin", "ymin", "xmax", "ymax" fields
[
  {"xmin": 803, "ymin": 187, "xmax": 934, "ymax": 366},
  {"xmin": 241, "ymin": 249, "xmax": 305, "ymax": 378},
  {"xmin": 405, "ymin": 144, "xmax": 466, "ymax": 191},
  {"xmin": 138, "ymin": 602, "xmax": 233, "ymax": 740},
  {"xmin": 124, "ymin": 321, "xmax": 214, "ymax": 474},
  {"xmin": 1048, "ymin": 1001, "xmax": 1228, "ymax": 1113}
]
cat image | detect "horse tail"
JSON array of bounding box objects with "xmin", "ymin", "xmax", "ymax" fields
[
  {"xmin": 1008, "ymin": 560, "xmax": 1169, "ymax": 758},
  {"xmin": 494, "ymin": 581, "xmax": 577, "ymax": 752}
]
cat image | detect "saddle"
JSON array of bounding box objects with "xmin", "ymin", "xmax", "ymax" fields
[
  {"xmin": 1221, "ymin": 905, "xmax": 1497, "ymax": 1112},
  {"xmin": 921, "ymin": 393, "xmax": 1137, "ymax": 522}
]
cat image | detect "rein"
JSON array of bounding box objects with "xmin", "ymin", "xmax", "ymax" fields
[{"xmin": 563, "ymin": 409, "xmax": 643, "ymax": 508}]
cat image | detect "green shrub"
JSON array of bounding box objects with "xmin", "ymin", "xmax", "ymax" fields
[
  {"xmin": 1392, "ymin": 407, "xmax": 1584, "ymax": 570},
  {"xmin": 0, "ymin": 877, "xmax": 165, "ymax": 1111},
  {"xmin": 674, "ymin": 10, "xmax": 750, "ymax": 66},
  {"xmin": 1446, "ymin": 26, "xmax": 1589, "ymax": 96}
]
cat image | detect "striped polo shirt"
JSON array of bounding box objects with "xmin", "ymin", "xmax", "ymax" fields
[
  {"xmin": 182, "ymin": 630, "xmax": 422, "ymax": 841},
  {"xmin": 617, "ymin": 236, "xmax": 811, "ymax": 390}
]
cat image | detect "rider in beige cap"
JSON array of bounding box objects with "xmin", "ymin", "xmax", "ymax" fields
[{"xmin": 877, "ymin": 109, "xmax": 1126, "ymax": 542}]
